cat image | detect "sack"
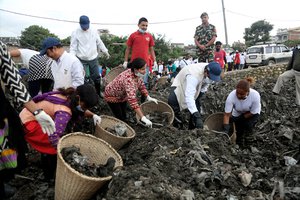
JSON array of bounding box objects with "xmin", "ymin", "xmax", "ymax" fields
[{"xmin": 0, "ymin": 118, "xmax": 18, "ymax": 170}]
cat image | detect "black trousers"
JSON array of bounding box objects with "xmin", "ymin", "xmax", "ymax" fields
[
  {"xmin": 107, "ymin": 102, "xmax": 128, "ymax": 121},
  {"xmin": 168, "ymin": 87, "xmax": 202, "ymax": 129},
  {"xmin": 28, "ymin": 79, "xmax": 53, "ymax": 97}
]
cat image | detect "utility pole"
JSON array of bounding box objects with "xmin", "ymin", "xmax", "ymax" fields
[{"xmin": 221, "ymin": 0, "xmax": 229, "ymax": 46}]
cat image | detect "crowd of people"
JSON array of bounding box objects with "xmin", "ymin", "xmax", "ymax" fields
[{"xmin": 1, "ymin": 12, "xmax": 299, "ymax": 199}]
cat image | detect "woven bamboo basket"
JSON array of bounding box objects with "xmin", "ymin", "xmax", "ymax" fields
[
  {"xmin": 103, "ymin": 66, "xmax": 124, "ymax": 86},
  {"xmin": 55, "ymin": 132, "xmax": 123, "ymax": 200},
  {"xmin": 136, "ymin": 100, "xmax": 174, "ymax": 126},
  {"xmin": 157, "ymin": 76, "xmax": 168, "ymax": 85},
  {"xmin": 94, "ymin": 115, "xmax": 136, "ymax": 150},
  {"xmin": 203, "ymin": 112, "xmax": 224, "ymax": 131}
]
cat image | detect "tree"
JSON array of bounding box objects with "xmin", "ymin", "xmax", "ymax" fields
[
  {"xmin": 20, "ymin": 25, "xmax": 58, "ymax": 50},
  {"xmin": 61, "ymin": 36, "xmax": 71, "ymax": 46},
  {"xmin": 232, "ymin": 41, "xmax": 246, "ymax": 52},
  {"xmin": 284, "ymin": 39, "xmax": 300, "ymax": 48},
  {"xmin": 244, "ymin": 20, "xmax": 273, "ymax": 47}
]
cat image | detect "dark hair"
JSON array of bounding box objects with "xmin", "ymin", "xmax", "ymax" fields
[
  {"xmin": 215, "ymin": 41, "xmax": 222, "ymax": 45},
  {"xmin": 138, "ymin": 17, "xmax": 148, "ymax": 25},
  {"xmin": 58, "ymin": 84, "xmax": 98, "ymax": 121},
  {"xmin": 236, "ymin": 77, "xmax": 255, "ymax": 92},
  {"xmin": 128, "ymin": 58, "xmax": 147, "ymax": 72}
]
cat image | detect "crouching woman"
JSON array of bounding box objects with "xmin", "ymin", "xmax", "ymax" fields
[{"xmin": 19, "ymin": 84, "xmax": 99, "ymax": 180}]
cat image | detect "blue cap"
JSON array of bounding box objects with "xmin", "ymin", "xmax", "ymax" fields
[
  {"xmin": 207, "ymin": 62, "xmax": 222, "ymax": 82},
  {"xmin": 79, "ymin": 15, "xmax": 90, "ymax": 30},
  {"xmin": 40, "ymin": 37, "xmax": 61, "ymax": 55}
]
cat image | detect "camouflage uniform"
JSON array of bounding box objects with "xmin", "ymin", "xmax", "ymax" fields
[{"xmin": 194, "ymin": 24, "xmax": 217, "ymax": 62}]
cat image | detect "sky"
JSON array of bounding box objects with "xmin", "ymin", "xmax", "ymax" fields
[{"xmin": 0, "ymin": 0, "xmax": 299, "ymax": 46}]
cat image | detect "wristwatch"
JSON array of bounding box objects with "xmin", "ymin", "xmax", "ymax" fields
[{"xmin": 33, "ymin": 109, "xmax": 43, "ymax": 116}]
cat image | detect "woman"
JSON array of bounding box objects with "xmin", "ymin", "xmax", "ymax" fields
[
  {"xmin": 19, "ymin": 84, "xmax": 100, "ymax": 180},
  {"xmin": 223, "ymin": 77, "xmax": 261, "ymax": 146},
  {"xmin": 104, "ymin": 58, "xmax": 158, "ymax": 127}
]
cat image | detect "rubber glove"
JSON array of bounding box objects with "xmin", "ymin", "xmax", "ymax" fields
[
  {"xmin": 192, "ymin": 112, "xmax": 203, "ymax": 128},
  {"xmin": 93, "ymin": 114, "xmax": 102, "ymax": 125},
  {"xmin": 146, "ymin": 95, "xmax": 158, "ymax": 104},
  {"xmin": 123, "ymin": 61, "xmax": 128, "ymax": 69},
  {"xmin": 35, "ymin": 110, "xmax": 56, "ymax": 136},
  {"xmin": 223, "ymin": 124, "xmax": 230, "ymax": 134},
  {"xmin": 141, "ymin": 116, "xmax": 152, "ymax": 128}
]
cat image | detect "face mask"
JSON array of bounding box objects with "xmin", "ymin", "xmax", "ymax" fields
[
  {"xmin": 76, "ymin": 105, "xmax": 85, "ymax": 113},
  {"xmin": 138, "ymin": 28, "xmax": 146, "ymax": 34},
  {"xmin": 135, "ymin": 72, "xmax": 145, "ymax": 78}
]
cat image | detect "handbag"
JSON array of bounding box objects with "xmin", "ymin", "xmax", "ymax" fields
[{"xmin": 0, "ymin": 118, "xmax": 18, "ymax": 170}]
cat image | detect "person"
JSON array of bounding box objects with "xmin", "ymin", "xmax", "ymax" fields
[
  {"xmin": 214, "ymin": 41, "xmax": 227, "ymax": 71},
  {"xmin": 40, "ymin": 37, "xmax": 84, "ymax": 90},
  {"xmin": 168, "ymin": 62, "xmax": 222, "ymax": 130},
  {"xmin": 223, "ymin": 77, "xmax": 261, "ymax": 146},
  {"xmin": 273, "ymin": 46, "xmax": 300, "ymax": 106},
  {"xmin": 105, "ymin": 58, "xmax": 158, "ymax": 127},
  {"xmin": 123, "ymin": 17, "xmax": 157, "ymax": 88},
  {"xmin": 0, "ymin": 41, "xmax": 55, "ymax": 198},
  {"xmin": 19, "ymin": 84, "xmax": 100, "ymax": 180},
  {"xmin": 226, "ymin": 52, "xmax": 233, "ymax": 72},
  {"xmin": 10, "ymin": 48, "xmax": 54, "ymax": 97},
  {"xmin": 194, "ymin": 12, "xmax": 217, "ymax": 63},
  {"xmin": 239, "ymin": 53, "xmax": 246, "ymax": 70},
  {"xmin": 70, "ymin": 15, "xmax": 110, "ymax": 96},
  {"xmin": 179, "ymin": 56, "xmax": 192, "ymax": 69},
  {"xmin": 234, "ymin": 50, "xmax": 240, "ymax": 70},
  {"xmin": 167, "ymin": 60, "xmax": 177, "ymax": 80}
]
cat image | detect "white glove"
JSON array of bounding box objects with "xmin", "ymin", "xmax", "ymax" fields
[
  {"xmin": 146, "ymin": 95, "xmax": 158, "ymax": 104},
  {"xmin": 104, "ymin": 51, "xmax": 110, "ymax": 59},
  {"xmin": 35, "ymin": 110, "xmax": 56, "ymax": 136},
  {"xmin": 93, "ymin": 114, "xmax": 102, "ymax": 125},
  {"xmin": 153, "ymin": 61, "xmax": 158, "ymax": 69},
  {"xmin": 123, "ymin": 61, "xmax": 128, "ymax": 69},
  {"xmin": 141, "ymin": 116, "xmax": 152, "ymax": 128}
]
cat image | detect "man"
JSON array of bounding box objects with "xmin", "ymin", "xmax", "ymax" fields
[
  {"xmin": 40, "ymin": 37, "xmax": 84, "ymax": 90},
  {"xmin": 214, "ymin": 41, "xmax": 227, "ymax": 71},
  {"xmin": 273, "ymin": 46, "xmax": 300, "ymax": 106},
  {"xmin": 123, "ymin": 17, "xmax": 157, "ymax": 88},
  {"xmin": 70, "ymin": 15, "xmax": 110, "ymax": 95},
  {"xmin": 168, "ymin": 62, "xmax": 222, "ymax": 130},
  {"xmin": 10, "ymin": 48, "xmax": 54, "ymax": 97},
  {"xmin": 194, "ymin": 12, "xmax": 217, "ymax": 63}
]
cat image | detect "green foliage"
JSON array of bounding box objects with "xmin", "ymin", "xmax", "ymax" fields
[
  {"xmin": 61, "ymin": 36, "xmax": 71, "ymax": 46},
  {"xmin": 284, "ymin": 40, "xmax": 300, "ymax": 48},
  {"xmin": 232, "ymin": 41, "xmax": 246, "ymax": 52},
  {"xmin": 20, "ymin": 25, "xmax": 58, "ymax": 50},
  {"xmin": 244, "ymin": 20, "xmax": 273, "ymax": 47}
]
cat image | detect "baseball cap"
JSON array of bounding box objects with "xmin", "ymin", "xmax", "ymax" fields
[
  {"xmin": 207, "ymin": 62, "xmax": 222, "ymax": 82},
  {"xmin": 200, "ymin": 12, "xmax": 208, "ymax": 18},
  {"xmin": 40, "ymin": 37, "xmax": 61, "ymax": 55},
  {"xmin": 79, "ymin": 15, "xmax": 90, "ymax": 30}
]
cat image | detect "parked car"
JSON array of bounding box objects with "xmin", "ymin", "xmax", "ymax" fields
[{"xmin": 245, "ymin": 44, "xmax": 292, "ymax": 67}]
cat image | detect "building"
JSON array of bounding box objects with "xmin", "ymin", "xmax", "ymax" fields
[{"xmin": 275, "ymin": 27, "xmax": 300, "ymax": 43}]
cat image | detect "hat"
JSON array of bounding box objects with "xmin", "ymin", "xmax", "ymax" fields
[
  {"xmin": 79, "ymin": 15, "xmax": 90, "ymax": 30},
  {"xmin": 40, "ymin": 37, "xmax": 61, "ymax": 55},
  {"xmin": 207, "ymin": 62, "xmax": 222, "ymax": 82},
  {"xmin": 200, "ymin": 12, "xmax": 208, "ymax": 18}
]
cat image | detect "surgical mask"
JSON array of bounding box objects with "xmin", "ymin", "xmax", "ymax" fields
[
  {"xmin": 76, "ymin": 105, "xmax": 85, "ymax": 112},
  {"xmin": 138, "ymin": 28, "xmax": 146, "ymax": 34},
  {"xmin": 135, "ymin": 72, "xmax": 145, "ymax": 78}
]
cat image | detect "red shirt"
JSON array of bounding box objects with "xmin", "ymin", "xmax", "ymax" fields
[
  {"xmin": 214, "ymin": 49, "xmax": 226, "ymax": 68},
  {"xmin": 127, "ymin": 31, "xmax": 155, "ymax": 66}
]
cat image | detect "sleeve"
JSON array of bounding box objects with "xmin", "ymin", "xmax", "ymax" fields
[
  {"xmin": 224, "ymin": 92, "xmax": 234, "ymax": 113},
  {"xmin": 124, "ymin": 78, "xmax": 140, "ymax": 110},
  {"xmin": 69, "ymin": 31, "xmax": 78, "ymax": 56},
  {"xmin": 71, "ymin": 60, "xmax": 84, "ymax": 88},
  {"xmin": 212, "ymin": 25, "xmax": 217, "ymax": 37},
  {"xmin": 149, "ymin": 34, "xmax": 155, "ymax": 47},
  {"xmin": 0, "ymin": 41, "xmax": 31, "ymax": 106},
  {"xmin": 126, "ymin": 34, "xmax": 134, "ymax": 47},
  {"xmin": 250, "ymin": 92, "xmax": 261, "ymax": 114},
  {"xmin": 138, "ymin": 78, "xmax": 148, "ymax": 97},
  {"xmin": 48, "ymin": 110, "xmax": 71, "ymax": 148},
  {"xmin": 286, "ymin": 50, "xmax": 295, "ymax": 70},
  {"xmin": 96, "ymin": 30, "xmax": 108, "ymax": 53},
  {"xmin": 185, "ymin": 75, "xmax": 199, "ymax": 114}
]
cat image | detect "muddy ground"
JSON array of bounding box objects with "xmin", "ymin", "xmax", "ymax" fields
[{"xmin": 6, "ymin": 65, "xmax": 300, "ymax": 200}]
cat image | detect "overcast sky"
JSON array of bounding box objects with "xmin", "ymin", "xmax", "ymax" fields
[{"xmin": 0, "ymin": 0, "xmax": 299, "ymax": 46}]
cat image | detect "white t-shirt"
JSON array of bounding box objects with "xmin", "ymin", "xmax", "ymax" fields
[
  {"xmin": 225, "ymin": 88, "xmax": 261, "ymax": 117},
  {"xmin": 158, "ymin": 64, "xmax": 164, "ymax": 73}
]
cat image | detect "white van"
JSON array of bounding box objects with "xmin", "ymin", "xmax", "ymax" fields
[{"xmin": 246, "ymin": 44, "xmax": 292, "ymax": 67}]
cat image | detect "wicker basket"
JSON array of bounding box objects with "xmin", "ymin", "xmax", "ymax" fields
[
  {"xmin": 94, "ymin": 115, "xmax": 136, "ymax": 150},
  {"xmin": 203, "ymin": 112, "xmax": 224, "ymax": 131},
  {"xmin": 136, "ymin": 100, "xmax": 174, "ymax": 126},
  {"xmin": 103, "ymin": 66, "xmax": 125, "ymax": 86},
  {"xmin": 55, "ymin": 132, "xmax": 123, "ymax": 200}
]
